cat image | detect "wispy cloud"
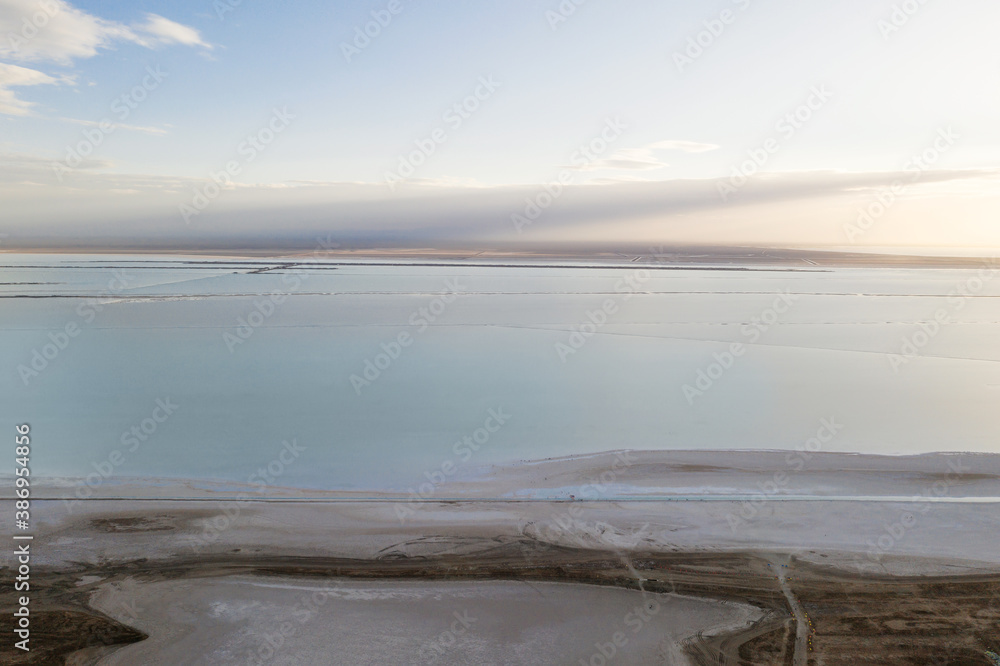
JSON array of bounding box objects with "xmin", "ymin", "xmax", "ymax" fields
[
  {"xmin": 57, "ymin": 116, "xmax": 168, "ymax": 135},
  {"xmin": 0, "ymin": 0, "xmax": 134, "ymax": 64},
  {"xmin": 0, "ymin": 0, "xmax": 211, "ymax": 63},
  {"xmin": 2, "ymin": 159, "xmax": 997, "ymax": 249},
  {"xmin": 130, "ymin": 13, "xmax": 213, "ymax": 51},
  {"xmin": 0, "ymin": 61, "xmax": 68, "ymax": 114},
  {"xmin": 0, "ymin": 0, "xmax": 209, "ymax": 115},
  {"xmin": 647, "ymin": 140, "xmax": 719, "ymax": 153},
  {"xmin": 0, "ymin": 151, "xmax": 112, "ymax": 170},
  {"xmin": 569, "ymin": 139, "xmax": 720, "ymax": 172}
]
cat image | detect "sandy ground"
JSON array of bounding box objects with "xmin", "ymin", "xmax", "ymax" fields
[
  {"xmin": 16, "ymin": 450, "xmax": 1000, "ymax": 500},
  {"xmin": 458, "ymin": 450, "xmax": 1000, "ymax": 499},
  {"xmin": 2, "ymin": 451, "xmax": 999, "ymax": 664},
  {"xmin": 12, "ymin": 450, "xmax": 1000, "ymax": 576},
  {"xmin": 5, "ymin": 543, "xmax": 996, "ymax": 665},
  {"xmin": 16, "ymin": 494, "xmax": 1000, "ymax": 576}
]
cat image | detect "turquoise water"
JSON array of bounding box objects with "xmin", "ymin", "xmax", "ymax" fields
[{"xmin": 2, "ymin": 254, "xmax": 999, "ymax": 491}]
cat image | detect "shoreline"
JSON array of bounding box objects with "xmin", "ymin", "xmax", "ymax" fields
[
  {"xmin": 12, "ymin": 449, "xmax": 1000, "ymax": 501},
  {"xmin": 2, "ymin": 247, "xmax": 997, "ymax": 271},
  {"xmin": 4, "ymin": 547, "xmax": 998, "ymax": 664},
  {"xmin": 6, "ymin": 452, "xmax": 999, "ymax": 662}
]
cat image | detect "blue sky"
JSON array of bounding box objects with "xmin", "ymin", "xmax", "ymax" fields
[{"xmin": 2, "ymin": 0, "xmax": 999, "ymax": 248}]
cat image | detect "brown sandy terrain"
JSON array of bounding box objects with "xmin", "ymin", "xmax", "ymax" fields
[
  {"xmin": 2, "ymin": 537, "xmax": 998, "ymax": 665},
  {"xmin": 6, "ymin": 452, "xmax": 999, "ymax": 663}
]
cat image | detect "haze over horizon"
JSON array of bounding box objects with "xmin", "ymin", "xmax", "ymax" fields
[{"xmin": 2, "ymin": 0, "xmax": 999, "ymax": 250}]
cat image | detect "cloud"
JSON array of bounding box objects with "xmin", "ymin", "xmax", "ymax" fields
[
  {"xmin": 0, "ymin": 0, "xmax": 210, "ymax": 64},
  {"xmin": 569, "ymin": 146, "xmax": 668, "ymax": 172},
  {"xmin": 647, "ymin": 140, "xmax": 719, "ymax": 153},
  {"xmin": 0, "ymin": 61, "xmax": 63, "ymax": 114},
  {"xmin": 131, "ymin": 13, "xmax": 212, "ymax": 50},
  {"xmin": 0, "ymin": 150, "xmax": 112, "ymax": 171},
  {"xmin": 0, "ymin": 1, "xmax": 209, "ymax": 116},
  {"xmin": 591, "ymin": 148, "xmax": 669, "ymax": 171},
  {"xmin": 2, "ymin": 160, "xmax": 998, "ymax": 249},
  {"xmin": 569, "ymin": 139, "xmax": 720, "ymax": 172},
  {"xmin": 57, "ymin": 116, "xmax": 168, "ymax": 135},
  {"xmin": 0, "ymin": 0, "xmax": 133, "ymax": 64}
]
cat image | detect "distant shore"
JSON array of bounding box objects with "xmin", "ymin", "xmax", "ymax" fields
[{"xmin": 2, "ymin": 245, "xmax": 997, "ymax": 270}]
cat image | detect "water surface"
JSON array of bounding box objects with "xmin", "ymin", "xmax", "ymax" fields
[{"xmin": 2, "ymin": 254, "xmax": 998, "ymax": 491}]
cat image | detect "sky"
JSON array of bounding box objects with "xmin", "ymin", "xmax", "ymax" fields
[{"xmin": 1, "ymin": 0, "xmax": 999, "ymax": 250}]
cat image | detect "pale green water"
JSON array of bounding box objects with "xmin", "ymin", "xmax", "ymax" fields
[{"xmin": 2, "ymin": 254, "xmax": 999, "ymax": 491}]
